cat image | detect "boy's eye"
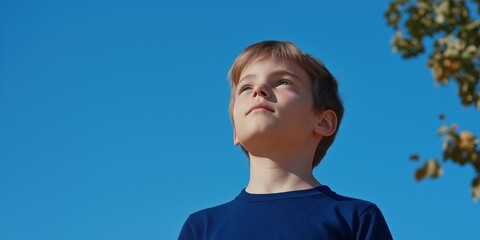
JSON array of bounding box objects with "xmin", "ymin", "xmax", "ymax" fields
[
  {"xmin": 277, "ymin": 79, "xmax": 292, "ymax": 86},
  {"xmin": 239, "ymin": 85, "xmax": 252, "ymax": 93}
]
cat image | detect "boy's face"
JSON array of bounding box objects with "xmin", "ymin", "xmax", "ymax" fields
[{"xmin": 232, "ymin": 58, "xmax": 322, "ymax": 154}]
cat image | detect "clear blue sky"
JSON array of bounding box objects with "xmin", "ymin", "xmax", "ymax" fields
[{"xmin": 1, "ymin": 1, "xmax": 479, "ymax": 239}]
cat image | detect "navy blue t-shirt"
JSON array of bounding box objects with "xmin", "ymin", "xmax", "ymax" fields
[{"xmin": 178, "ymin": 185, "xmax": 392, "ymax": 240}]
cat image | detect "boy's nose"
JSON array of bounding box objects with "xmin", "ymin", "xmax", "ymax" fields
[{"xmin": 252, "ymin": 85, "xmax": 270, "ymax": 99}]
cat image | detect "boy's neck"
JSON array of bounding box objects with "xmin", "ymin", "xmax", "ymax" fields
[{"xmin": 245, "ymin": 153, "xmax": 321, "ymax": 194}]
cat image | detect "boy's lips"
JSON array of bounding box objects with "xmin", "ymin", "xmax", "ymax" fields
[{"xmin": 246, "ymin": 103, "xmax": 275, "ymax": 115}]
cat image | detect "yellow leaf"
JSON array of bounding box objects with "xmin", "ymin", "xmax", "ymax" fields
[
  {"xmin": 425, "ymin": 159, "xmax": 443, "ymax": 178},
  {"xmin": 472, "ymin": 177, "xmax": 480, "ymax": 203},
  {"xmin": 438, "ymin": 125, "xmax": 448, "ymax": 135},
  {"xmin": 459, "ymin": 131, "xmax": 476, "ymax": 151}
]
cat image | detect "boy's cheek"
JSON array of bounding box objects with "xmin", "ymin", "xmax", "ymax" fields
[{"xmin": 232, "ymin": 103, "xmax": 245, "ymax": 119}]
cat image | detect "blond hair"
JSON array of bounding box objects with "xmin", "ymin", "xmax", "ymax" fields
[{"xmin": 227, "ymin": 41, "xmax": 344, "ymax": 168}]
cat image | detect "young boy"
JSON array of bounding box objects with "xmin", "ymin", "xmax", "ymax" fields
[{"xmin": 178, "ymin": 41, "xmax": 393, "ymax": 240}]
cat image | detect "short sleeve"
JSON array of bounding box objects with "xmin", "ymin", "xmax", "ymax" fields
[
  {"xmin": 178, "ymin": 217, "xmax": 196, "ymax": 240},
  {"xmin": 355, "ymin": 205, "xmax": 393, "ymax": 240}
]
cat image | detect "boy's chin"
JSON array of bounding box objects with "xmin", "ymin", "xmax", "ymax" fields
[
  {"xmin": 240, "ymin": 123, "xmax": 281, "ymax": 134},
  {"xmin": 238, "ymin": 129, "xmax": 277, "ymax": 142},
  {"xmin": 238, "ymin": 132, "xmax": 286, "ymax": 151}
]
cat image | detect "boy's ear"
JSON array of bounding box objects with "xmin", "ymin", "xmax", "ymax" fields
[
  {"xmin": 233, "ymin": 128, "xmax": 241, "ymax": 145},
  {"xmin": 314, "ymin": 110, "xmax": 337, "ymax": 137}
]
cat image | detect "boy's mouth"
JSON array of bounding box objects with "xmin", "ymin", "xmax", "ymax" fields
[{"xmin": 246, "ymin": 103, "xmax": 275, "ymax": 115}]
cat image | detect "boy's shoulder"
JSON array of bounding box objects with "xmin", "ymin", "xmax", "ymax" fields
[{"xmin": 315, "ymin": 185, "xmax": 381, "ymax": 213}]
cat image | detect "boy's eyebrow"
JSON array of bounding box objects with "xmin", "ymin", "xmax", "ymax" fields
[{"xmin": 239, "ymin": 70, "xmax": 304, "ymax": 83}]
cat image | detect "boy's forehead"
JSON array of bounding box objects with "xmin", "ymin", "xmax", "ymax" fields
[{"xmin": 238, "ymin": 57, "xmax": 308, "ymax": 82}]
